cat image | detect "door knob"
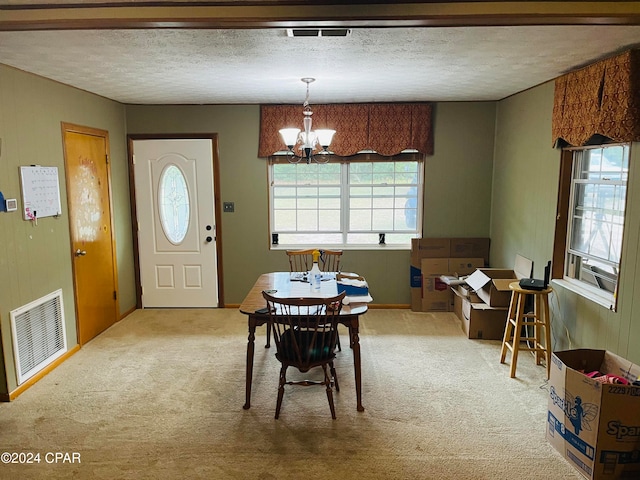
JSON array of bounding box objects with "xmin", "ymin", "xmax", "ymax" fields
[
  {"xmin": 205, "ymin": 236, "xmax": 213, "ymax": 243},
  {"xmin": 75, "ymin": 249, "xmax": 87, "ymax": 257}
]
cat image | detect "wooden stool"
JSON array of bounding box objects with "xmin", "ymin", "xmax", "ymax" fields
[{"xmin": 500, "ymin": 281, "xmax": 552, "ymax": 379}]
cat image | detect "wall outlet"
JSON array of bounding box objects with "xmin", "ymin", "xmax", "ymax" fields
[{"xmin": 223, "ymin": 202, "xmax": 235, "ymax": 213}]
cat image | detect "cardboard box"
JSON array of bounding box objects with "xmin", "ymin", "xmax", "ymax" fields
[
  {"xmin": 421, "ymin": 258, "xmax": 485, "ymax": 312},
  {"xmin": 450, "ymin": 237, "xmax": 491, "ymax": 265},
  {"xmin": 410, "ymin": 238, "xmax": 450, "ymax": 311},
  {"xmin": 452, "ymin": 289, "xmax": 508, "ymax": 339},
  {"xmin": 546, "ymin": 349, "xmax": 640, "ymax": 480},
  {"xmin": 421, "ymin": 258, "xmax": 452, "ymax": 311},
  {"xmin": 456, "ymin": 283, "xmax": 481, "ymax": 303},
  {"xmin": 411, "ymin": 238, "xmax": 451, "ymax": 264},
  {"xmin": 449, "ymin": 258, "xmax": 485, "ymax": 276},
  {"xmin": 465, "ymin": 254, "xmax": 533, "ymax": 307},
  {"xmin": 410, "ymin": 238, "xmax": 490, "ymax": 312}
]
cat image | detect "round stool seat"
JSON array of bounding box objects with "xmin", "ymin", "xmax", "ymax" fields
[{"xmin": 508, "ymin": 282, "xmax": 552, "ymax": 296}]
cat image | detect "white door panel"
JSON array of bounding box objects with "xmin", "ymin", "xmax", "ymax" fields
[{"xmin": 133, "ymin": 139, "xmax": 218, "ymax": 307}]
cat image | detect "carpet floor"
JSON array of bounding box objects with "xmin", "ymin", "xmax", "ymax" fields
[{"xmin": 0, "ymin": 308, "xmax": 582, "ymax": 479}]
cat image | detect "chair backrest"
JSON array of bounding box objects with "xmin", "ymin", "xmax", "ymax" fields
[
  {"xmin": 286, "ymin": 248, "xmax": 343, "ymax": 273},
  {"xmin": 262, "ymin": 291, "xmax": 346, "ymax": 370},
  {"xmin": 286, "ymin": 249, "xmax": 315, "ymax": 272},
  {"xmin": 320, "ymin": 249, "xmax": 342, "ymax": 272}
]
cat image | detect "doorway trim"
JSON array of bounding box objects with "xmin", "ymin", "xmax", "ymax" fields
[{"xmin": 127, "ymin": 133, "xmax": 225, "ymax": 308}]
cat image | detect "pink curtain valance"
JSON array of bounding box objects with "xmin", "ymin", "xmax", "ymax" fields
[
  {"xmin": 552, "ymin": 49, "xmax": 640, "ymax": 147},
  {"xmin": 259, "ymin": 102, "xmax": 433, "ymax": 157}
]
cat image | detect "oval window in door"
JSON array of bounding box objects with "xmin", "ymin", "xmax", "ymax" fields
[{"xmin": 158, "ymin": 164, "xmax": 190, "ymax": 244}]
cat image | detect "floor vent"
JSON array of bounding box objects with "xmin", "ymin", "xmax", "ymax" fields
[{"xmin": 10, "ymin": 289, "xmax": 67, "ymax": 385}]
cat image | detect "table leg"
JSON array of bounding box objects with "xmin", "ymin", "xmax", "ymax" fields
[
  {"xmin": 350, "ymin": 318, "xmax": 365, "ymax": 412},
  {"xmin": 243, "ymin": 317, "xmax": 257, "ymax": 410}
]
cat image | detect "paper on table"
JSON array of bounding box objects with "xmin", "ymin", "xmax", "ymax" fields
[
  {"xmin": 338, "ymin": 277, "xmax": 368, "ymax": 288},
  {"xmin": 343, "ymin": 294, "xmax": 373, "ymax": 305}
]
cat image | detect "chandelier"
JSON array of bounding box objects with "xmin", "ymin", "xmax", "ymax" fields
[{"xmin": 279, "ymin": 78, "xmax": 336, "ymax": 164}]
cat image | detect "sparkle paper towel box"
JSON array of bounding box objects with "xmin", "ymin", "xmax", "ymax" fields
[{"xmin": 546, "ymin": 349, "xmax": 640, "ymax": 480}]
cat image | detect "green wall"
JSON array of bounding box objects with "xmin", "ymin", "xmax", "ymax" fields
[
  {"xmin": 6, "ymin": 61, "xmax": 638, "ymax": 397},
  {"xmin": 125, "ymin": 102, "xmax": 496, "ymax": 305},
  {"xmin": 493, "ymin": 81, "xmax": 640, "ymax": 364},
  {"xmin": 0, "ymin": 65, "xmax": 136, "ymax": 395}
]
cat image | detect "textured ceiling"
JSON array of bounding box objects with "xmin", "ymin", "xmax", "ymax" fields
[{"xmin": 1, "ymin": 11, "xmax": 640, "ymax": 105}]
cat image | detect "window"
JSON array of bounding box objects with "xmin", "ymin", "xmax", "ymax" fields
[
  {"xmin": 158, "ymin": 164, "xmax": 190, "ymax": 245},
  {"xmin": 561, "ymin": 143, "xmax": 629, "ymax": 307},
  {"xmin": 269, "ymin": 155, "xmax": 423, "ymax": 248}
]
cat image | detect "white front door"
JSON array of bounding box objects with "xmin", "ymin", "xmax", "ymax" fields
[{"xmin": 133, "ymin": 139, "xmax": 218, "ymax": 307}]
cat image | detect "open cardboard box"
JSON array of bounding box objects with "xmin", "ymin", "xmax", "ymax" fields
[
  {"xmin": 547, "ymin": 349, "xmax": 640, "ymax": 479},
  {"xmin": 410, "ymin": 238, "xmax": 490, "ymax": 312},
  {"xmin": 452, "ymin": 288, "xmax": 507, "ymax": 339},
  {"xmin": 421, "ymin": 257, "xmax": 484, "ymax": 312},
  {"xmin": 456, "ymin": 283, "xmax": 481, "ymax": 303},
  {"xmin": 465, "ymin": 254, "xmax": 533, "ymax": 307}
]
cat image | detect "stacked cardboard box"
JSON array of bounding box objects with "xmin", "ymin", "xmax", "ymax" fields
[
  {"xmin": 547, "ymin": 349, "xmax": 640, "ymax": 479},
  {"xmin": 410, "ymin": 238, "xmax": 490, "ymax": 312},
  {"xmin": 452, "ymin": 254, "xmax": 532, "ymax": 339}
]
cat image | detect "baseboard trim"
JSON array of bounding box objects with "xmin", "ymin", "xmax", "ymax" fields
[
  {"xmin": 3, "ymin": 344, "xmax": 81, "ymax": 402},
  {"xmin": 369, "ymin": 304, "xmax": 410, "ymax": 309},
  {"xmin": 120, "ymin": 305, "xmax": 137, "ymax": 319}
]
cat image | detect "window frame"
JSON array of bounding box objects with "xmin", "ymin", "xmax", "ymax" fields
[
  {"xmin": 267, "ymin": 153, "xmax": 424, "ymax": 250},
  {"xmin": 552, "ymin": 143, "xmax": 630, "ymax": 311}
]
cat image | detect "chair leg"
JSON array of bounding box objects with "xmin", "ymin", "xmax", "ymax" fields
[
  {"xmin": 265, "ymin": 322, "xmax": 271, "ymax": 348},
  {"xmin": 336, "ymin": 329, "xmax": 342, "ymax": 351},
  {"xmin": 275, "ymin": 365, "xmax": 287, "ymax": 419},
  {"xmin": 330, "ymin": 360, "xmax": 340, "ymax": 392},
  {"xmin": 323, "ymin": 365, "xmax": 336, "ymax": 419}
]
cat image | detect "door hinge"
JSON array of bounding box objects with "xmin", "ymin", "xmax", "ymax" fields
[
  {"xmin": 106, "ymin": 154, "xmax": 110, "ymax": 165},
  {"xmin": 113, "ymin": 291, "xmax": 117, "ymax": 300}
]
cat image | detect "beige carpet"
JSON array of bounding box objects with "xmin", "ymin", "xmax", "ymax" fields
[{"xmin": 0, "ymin": 308, "xmax": 581, "ymax": 479}]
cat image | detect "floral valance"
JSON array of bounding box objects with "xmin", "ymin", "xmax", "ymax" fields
[
  {"xmin": 552, "ymin": 49, "xmax": 640, "ymax": 147},
  {"xmin": 259, "ymin": 103, "xmax": 433, "ymax": 157}
]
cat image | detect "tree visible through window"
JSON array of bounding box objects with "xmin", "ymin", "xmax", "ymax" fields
[
  {"xmin": 269, "ymin": 157, "xmax": 422, "ymax": 247},
  {"xmin": 564, "ymin": 144, "xmax": 629, "ymax": 304}
]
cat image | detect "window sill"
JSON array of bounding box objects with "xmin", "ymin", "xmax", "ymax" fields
[
  {"xmin": 551, "ymin": 278, "xmax": 616, "ymax": 311},
  {"xmin": 270, "ymin": 244, "xmax": 410, "ymax": 251}
]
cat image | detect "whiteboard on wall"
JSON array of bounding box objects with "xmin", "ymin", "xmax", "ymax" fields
[{"xmin": 19, "ymin": 166, "xmax": 62, "ymax": 220}]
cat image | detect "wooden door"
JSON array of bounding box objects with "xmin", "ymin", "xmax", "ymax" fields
[
  {"xmin": 62, "ymin": 123, "xmax": 119, "ymax": 345},
  {"xmin": 132, "ymin": 139, "xmax": 219, "ymax": 307}
]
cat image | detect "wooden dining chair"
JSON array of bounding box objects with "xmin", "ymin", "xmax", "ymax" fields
[
  {"xmin": 286, "ymin": 249, "xmax": 315, "ymax": 273},
  {"xmin": 262, "ymin": 291, "xmax": 346, "ymax": 419},
  {"xmin": 320, "ymin": 249, "xmax": 343, "ymax": 272},
  {"xmin": 286, "ymin": 249, "xmax": 343, "ymax": 273},
  {"xmin": 279, "ymin": 248, "xmax": 345, "ymax": 351}
]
